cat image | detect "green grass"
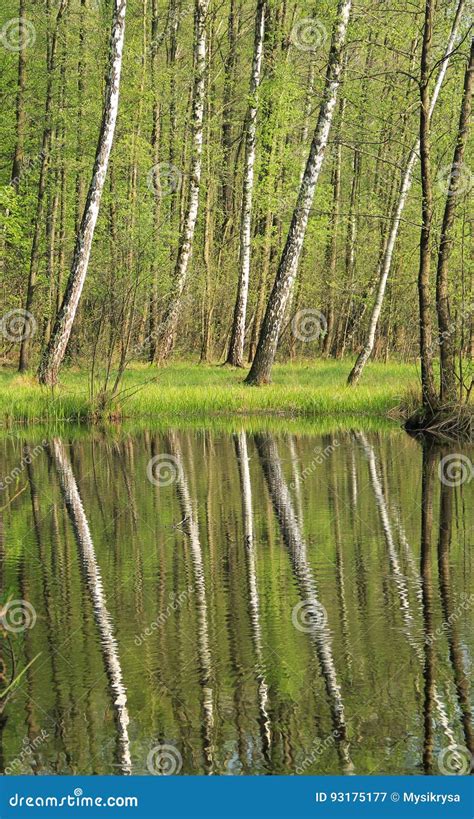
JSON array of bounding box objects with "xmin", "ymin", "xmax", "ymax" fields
[{"xmin": 0, "ymin": 359, "xmax": 420, "ymax": 427}]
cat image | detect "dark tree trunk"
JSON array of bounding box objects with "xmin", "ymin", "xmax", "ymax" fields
[
  {"xmin": 346, "ymin": 0, "xmax": 466, "ymax": 386},
  {"xmin": 417, "ymin": 0, "xmax": 437, "ymax": 411},
  {"xmin": 11, "ymin": 0, "xmax": 27, "ymax": 189},
  {"xmin": 18, "ymin": 0, "xmax": 68, "ymax": 372},
  {"xmin": 436, "ymin": 38, "xmax": 473, "ymax": 405}
]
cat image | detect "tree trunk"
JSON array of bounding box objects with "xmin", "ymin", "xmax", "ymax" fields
[
  {"xmin": 18, "ymin": 0, "xmax": 68, "ymax": 372},
  {"xmin": 417, "ymin": 0, "xmax": 437, "ymax": 411},
  {"xmin": 322, "ymin": 99, "xmax": 344, "ymax": 356},
  {"xmin": 154, "ymin": 0, "xmax": 209, "ymax": 363},
  {"xmin": 220, "ymin": 0, "xmax": 237, "ymax": 222},
  {"xmin": 38, "ymin": 0, "xmax": 127, "ymax": 386},
  {"xmin": 245, "ymin": 0, "xmax": 352, "ymax": 385},
  {"xmin": 347, "ymin": 0, "xmax": 466, "ymax": 385},
  {"xmin": 75, "ymin": 0, "xmax": 86, "ymax": 231},
  {"xmin": 148, "ymin": 0, "xmax": 162, "ymax": 363},
  {"xmin": 11, "ymin": 0, "xmax": 27, "ymax": 188},
  {"xmin": 436, "ymin": 38, "xmax": 473, "ymax": 405},
  {"xmin": 226, "ymin": 0, "xmax": 265, "ymax": 367}
]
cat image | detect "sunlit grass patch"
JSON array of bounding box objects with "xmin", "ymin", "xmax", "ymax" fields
[{"xmin": 0, "ymin": 359, "xmax": 420, "ymax": 426}]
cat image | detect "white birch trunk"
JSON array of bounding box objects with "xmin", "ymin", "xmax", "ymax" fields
[
  {"xmin": 155, "ymin": 0, "xmax": 209, "ymax": 362},
  {"xmin": 52, "ymin": 438, "xmax": 131, "ymax": 774},
  {"xmin": 246, "ymin": 0, "xmax": 352, "ymax": 384},
  {"xmin": 347, "ymin": 0, "xmax": 466, "ymax": 385},
  {"xmin": 234, "ymin": 431, "xmax": 271, "ymax": 756},
  {"xmin": 256, "ymin": 433, "xmax": 353, "ymax": 772},
  {"xmin": 38, "ymin": 0, "xmax": 127, "ymax": 386},
  {"xmin": 226, "ymin": 0, "xmax": 266, "ymax": 366},
  {"xmin": 167, "ymin": 432, "xmax": 214, "ymax": 770}
]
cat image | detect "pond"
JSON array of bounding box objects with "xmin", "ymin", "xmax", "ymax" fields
[{"xmin": 1, "ymin": 426, "xmax": 472, "ymax": 776}]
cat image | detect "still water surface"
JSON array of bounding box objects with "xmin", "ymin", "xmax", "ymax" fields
[{"xmin": 1, "ymin": 427, "xmax": 472, "ymax": 775}]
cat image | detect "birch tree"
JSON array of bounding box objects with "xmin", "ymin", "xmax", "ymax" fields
[
  {"xmin": 226, "ymin": 0, "xmax": 266, "ymax": 367},
  {"xmin": 246, "ymin": 0, "xmax": 352, "ymax": 385},
  {"xmin": 346, "ymin": 0, "xmax": 466, "ymax": 386},
  {"xmin": 38, "ymin": 0, "xmax": 127, "ymax": 386},
  {"xmin": 154, "ymin": 0, "xmax": 209, "ymax": 363}
]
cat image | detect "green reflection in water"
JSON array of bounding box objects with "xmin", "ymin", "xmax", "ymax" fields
[{"xmin": 1, "ymin": 427, "xmax": 472, "ymax": 775}]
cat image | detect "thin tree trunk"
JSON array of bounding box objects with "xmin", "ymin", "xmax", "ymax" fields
[
  {"xmin": 436, "ymin": 38, "xmax": 473, "ymax": 405},
  {"xmin": 220, "ymin": 0, "xmax": 237, "ymax": 222},
  {"xmin": 322, "ymin": 99, "xmax": 344, "ymax": 356},
  {"xmin": 75, "ymin": 0, "xmax": 86, "ymax": 231},
  {"xmin": 38, "ymin": 0, "xmax": 127, "ymax": 386},
  {"xmin": 226, "ymin": 0, "xmax": 265, "ymax": 366},
  {"xmin": 148, "ymin": 0, "xmax": 162, "ymax": 363},
  {"xmin": 18, "ymin": 0, "xmax": 68, "ymax": 372},
  {"xmin": 246, "ymin": 0, "xmax": 352, "ymax": 385},
  {"xmin": 417, "ymin": 0, "xmax": 437, "ymax": 411},
  {"xmin": 11, "ymin": 0, "xmax": 27, "ymax": 188},
  {"xmin": 154, "ymin": 0, "xmax": 209, "ymax": 362},
  {"xmin": 347, "ymin": 0, "xmax": 466, "ymax": 385}
]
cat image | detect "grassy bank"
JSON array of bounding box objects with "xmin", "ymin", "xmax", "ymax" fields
[{"xmin": 0, "ymin": 360, "xmax": 420, "ymax": 425}]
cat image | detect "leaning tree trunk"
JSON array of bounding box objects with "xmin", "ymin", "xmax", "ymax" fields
[
  {"xmin": 226, "ymin": 0, "xmax": 266, "ymax": 367},
  {"xmin": 347, "ymin": 0, "xmax": 466, "ymax": 385},
  {"xmin": 245, "ymin": 0, "xmax": 352, "ymax": 385},
  {"xmin": 436, "ymin": 37, "xmax": 473, "ymax": 405},
  {"xmin": 417, "ymin": 0, "xmax": 437, "ymax": 411},
  {"xmin": 154, "ymin": 0, "xmax": 209, "ymax": 363},
  {"xmin": 38, "ymin": 0, "xmax": 127, "ymax": 386}
]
